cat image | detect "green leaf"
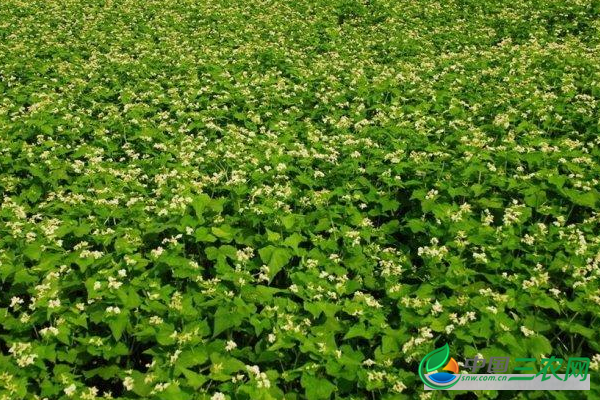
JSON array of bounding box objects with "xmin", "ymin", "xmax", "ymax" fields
[
  {"xmin": 281, "ymin": 214, "xmax": 296, "ymax": 230},
  {"xmin": 83, "ymin": 365, "xmax": 121, "ymax": 380},
  {"xmin": 407, "ymin": 219, "xmax": 427, "ymax": 233},
  {"xmin": 381, "ymin": 335, "xmax": 398, "ymax": 353},
  {"xmin": 13, "ymin": 269, "xmax": 37, "ymax": 284},
  {"xmin": 564, "ymin": 189, "xmax": 598, "ymax": 208},
  {"xmin": 258, "ymin": 246, "xmax": 292, "ymax": 278},
  {"xmin": 304, "ymin": 301, "xmax": 339, "ymax": 318},
  {"xmin": 524, "ymin": 190, "xmax": 546, "ymax": 207},
  {"xmin": 213, "ymin": 306, "xmax": 243, "ymax": 337},
  {"xmin": 301, "ymin": 374, "xmax": 336, "ymax": 400},
  {"xmin": 533, "ymin": 295, "xmax": 560, "ymax": 313},
  {"xmin": 0, "ymin": 262, "xmax": 15, "ymax": 281},
  {"xmin": 195, "ymin": 227, "xmax": 217, "ymax": 242},
  {"xmin": 526, "ymin": 336, "xmax": 552, "ymax": 357},
  {"xmin": 470, "ymin": 319, "xmax": 493, "ymax": 338},
  {"xmin": 266, "ymin": 228, "xmax": 281, "ymax": 242},
  {"xmin": 23, "ymin": 243, "xmax": 42, "ymax": 260},
  {"xmin": 241, "ymin": 285, "xmax": 282, "ymax": 303},
  {"xmin": 180, "ymin": 368, "xmax": 207, "ymax": 389},
  {"xmin": 109, "ymin": 313, "xmax": 128, "ymax": 340},
  {"xmin": 191, "ymin": 194, "xmax": 212, "ymax": 217},
  {"xmin": 342, "ymin": 323, "xmax": 374, "ymax": 340},
  {"xmin": 25, "ymin": 185, "xmax": 43, "ymax": 203},
  {"xmin": 283, "ymin": 232, "xmax": 304, "ymax": 251},
  {"xmin": 557, "ymin": 321, "xmax": 595, "ymax": 339},
  {"xmin": 177, "ymin": 349, "xmax": 208, "ymax": 368},
  {"xmin": 380, "ymin": 197, "xmax": 399, "ymax": 212},
  {"xmin": 211, "ymin": 225, "xmax": 236, "ymax": 241},
  {"xmin": 547, "ymin": 174, "xmax": 565, "ymax": 188}
]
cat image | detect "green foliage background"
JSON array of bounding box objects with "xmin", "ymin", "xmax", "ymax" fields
[{"xmin": 1, "ymin": 0, "xmax": 600, "ymax": 399}]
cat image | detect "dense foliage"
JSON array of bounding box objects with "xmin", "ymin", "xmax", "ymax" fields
[{"xmin": 1, "ymin": 0, "xmax": 600, "ymax": 399}]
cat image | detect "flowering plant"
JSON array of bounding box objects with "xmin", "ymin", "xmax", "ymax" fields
[{"xmin": 1, "ymin": 0, "xmax": 600, "ymax": 399}]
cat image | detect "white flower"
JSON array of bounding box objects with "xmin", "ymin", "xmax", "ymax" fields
[
  {"xmin": 473, "ymin": 251, "xmax": 488, "ymax": 264},
  {"xmin": 431, "ymin": 300, "xmax": 443, "ymax": 315},
  {"xmin": 64, "ymin": 384, "xmax": 77, "ymax": 397},
  {"xmin": 108, "ymin": 276, "xmax": 122, "ymax": 290},
  {"xmin": 549, "ymin": 288, "xmax": 561, "ymax": 297},
  {"xmin": 124, "ymin": 255, "xmax": 137, "ymax": 266},
  {"xmin": 256, "ymin": 372, "xmax": 270, "ymax": 388},
  {"xmin": 170, "ymin": 349, "xmax": 181, "ymax": 364},
  {"xmin": 10, "ymin": 296, "xmax": 24, "ymax": 308},
  {"xmin": 123, "ymin": 376, "xmax": 134, "ymax": 391},
  {"xmin": 520, "ymin": 326, "xmax": 535, "ymax": 337},
  {"xmin": 393, "ymin": 381, "xmax": 407, "ymax": 393},
  {"xmin": 211, "ymin": 392, "xmax": 226, "ymax": 400},
  {"xmin": 106, "ymin": 306, "xmax": 121, "ymax": 315},
  {"xmin": 80, "ymin": 249, "xmax": 104, "ymax": 259},
  {"xmin": 40, "ymin": 326, "xmax": 59, "ymax": 336},
  {"xmin": 225, "ymin": 340, "xmax": 237, "ymax": 351},
  {"xmin": 246, "ymin": 365, "xmax": 260, "ymax": 376},
  {"xmin": 48, "ymin": 298, "xmax": 61, "ymax": 309},
  {"xmin": 425, "ymin": 189, "xmax": 438, "ymax": 200},
  {"xmin": 493, "ymin": 113, "xmax": 510, "ymax": 129},
  {"xmin": 590, "ymin": 354, "xmax": 600, "ymax": 371},
  {"xmin": 152, "ymin": 382, "xmax": 170, "ymax": 393},
  {"xmin": 151, "ymin": 247, "xmax": 164, "ymax": 258}
]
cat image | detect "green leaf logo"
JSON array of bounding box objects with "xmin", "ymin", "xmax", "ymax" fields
[
  {"xmin": 425, "ymin": 343, "xmax": 449, "ymax": 372},
  {"xmin": 418, "ymin": 344, "xmax": 460, "ymax": 390}
]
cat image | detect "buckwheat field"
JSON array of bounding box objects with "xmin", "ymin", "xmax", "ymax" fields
[{"xmin": 1, "ymin": 0, "xmax": 599, "ymax": 399}]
